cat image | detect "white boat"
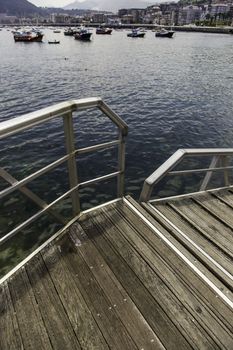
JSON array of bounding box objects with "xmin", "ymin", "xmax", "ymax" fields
[{"xmin": 155, "ymin": 28, "xmax": 175, "ymax": 38}]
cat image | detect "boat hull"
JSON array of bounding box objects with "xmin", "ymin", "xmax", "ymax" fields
[
  {"xmin": 74, "ymin": 33, "xmax": 92, "ymax": 41},
  {"xmin": 127, "ymin": 32, "xmax": 145, "ymax": 38},
  {"xmin": 64, "ymin": 31, "xmax": 74, "ymax": 36},
  {"xmin": 64, "ymin": 29, "xmax": 78, "ymax": 36},
  {"xmin": 14, "ymin": 35, "xmax": 43, "ymax": 42},
  {"xmin": 155, "ymin": 31, "xmax": 174, "ymax": 38},
  {"xmin": 96, "ymin": 29, "xmax": 112, "ymax": 35},
  {"xmin": 14, "ymin": 33, "xmax": 44, "ymax": 42}
]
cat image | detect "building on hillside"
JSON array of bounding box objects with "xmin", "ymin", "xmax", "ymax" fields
[
  {"xmin": 144, "ymin": 6, "xmax": 161, "ymax": 24},
  {"xmin": 210, "ymin": 4, "xmax": 229, "ymax": 16},
  {"xmin": 121, "ymin": 14, "xmax": 134, "ymax": 24},
  {"xmin": 178, "ymin": 5, "xmax": 202, "ymax": 25},
  {"xmin": 118, "ymin": 9, "xmax": 128, "ymax": 17},
  {"xmin": 118, "ymin": 8, "xmax": 146, "ymax": 23},
  {"xmin": 228, "ymin": 5, "xmax": 233, "ymax": 19},
  {"xmin": 104, "ymin": 14, "xmax": 121, "ymax": 25},
  {"xmin": 50, "ymin": 13, "xmax": 71, "ymax": 24},
  {"xmin": 92, "ymin": 13, "xmax": 105, "ymax": 23},
  {"xmin": 0, "ymin": 14, "xmax": 18, "ymax": 24}
]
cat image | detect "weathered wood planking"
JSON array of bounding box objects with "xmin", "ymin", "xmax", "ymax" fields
[
  {"xmin": 26, "ymin": 254, "xmax": 81, "ymax": 350},
  {"xmin": 57, "ymin": 236, "xmax": 138, "ymax": 350},
  {"xmin": 8, "ymin": 268, "xmax": 53, "ymax": 350},
  {"xmin": 0, "ymin": 195, "xmax": 233, "ymax": 349},
  {"xmin": 0, "ymin": 283, "xmax": 23, "ymax": 350},
  {"xmin": 80, "ymin": 202, "xmax": 233, "ymax": 349},
  {"xmin": 112, "ymin": 202, "xmax": 233, "ymax": 346},
  {"xmin": 149, "ymin": 188, "xmax": 233, "ymax": 291},
  {"xmin": 68, "ymin": 222, "xmax": 165, "ymax": 350},
  {"xmin": 41, "ymin": 244, "xmax": 108, "ymax": 350}
]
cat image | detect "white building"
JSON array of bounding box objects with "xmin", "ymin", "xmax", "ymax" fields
[{"xmin": 179, "ymin": 6, "xmax": 202, "ymax": 25}]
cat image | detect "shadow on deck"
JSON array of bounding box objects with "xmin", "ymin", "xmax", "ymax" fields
[{"xmin": 1, "ymin": 192, "xmax": 233, "ymax": 349}]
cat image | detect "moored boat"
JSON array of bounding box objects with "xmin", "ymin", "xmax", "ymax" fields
[
  {"xmin": 96, "ymin": 27, "xmax": 112, "ymax": 35},
  {"xmin": 13, "ymin": 30, "xmax": 44, "ymax": 42},
  {"xmin": 64, "ymin": 27, "xmax": 79, "ymax": 36},
  {"xmin": 48, "ymin": 40, "xmax": 60, "ymax": 44},
  {"xmin": 127, "ymin": 29, "xmax": 145, "ymax": 38},
  {"xmin": 74, "ymin": 28, "xmax": 92, "ymax": 41},
  {"xmin": 155, "ymin": 28, "xmax": 175, "ymax": 38}
]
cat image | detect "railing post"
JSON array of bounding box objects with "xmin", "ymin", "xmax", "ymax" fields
[
  {"xmin": 200, "ymin": 155, "xmax": 220, "ymax": 191},
  {"xmin": 221, "ymin": 156, "xmax": 230, "ymax": 186},
  {"xmin": 139, "ymin": 182, "xmax": 153, "ymax": 203},
  {"xmin": 63, "ymin": 112, "xmax": 80, "ymax": 215},
  {"xmin": 117, "ymin": 131, "xmax": 126, "ymax": 198}
]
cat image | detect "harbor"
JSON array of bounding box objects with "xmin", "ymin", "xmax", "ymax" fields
[{"xmin": 1, "ymin": 10, "xmax": 233, "ymax": 347}]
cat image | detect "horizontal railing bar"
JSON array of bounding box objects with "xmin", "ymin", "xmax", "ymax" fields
[
  {"xmin": 0, "ymin": 153, "xmax": 71, "ymax": 200},
  {"xmin": 0, "ymin": 168, "xmax": 66, "ymax": 224},
  {"xmin": 0, "ymin": 171, "xmax": 120, "ymax": 245},
  {"xmin": 0, "ymin": 140, "xmax": 120, "ymax": 200},
  {"xmin": 146, "ymin": 149, "xmax": 233, "ymax": 186},
  {"xmin": 0, "ymin": 98, "xmax": 128, "ymax": 140},
  {"xmin": 169, "ymin": 165, "xmax": 233, "ymax": 176},
  {"xmin": 183, "ymin": 148, "xmax": 233, "ymax": 156},
  {"xmin": 143, "ymin": 149, "xmax": 186, "ymax": 187},
  {"xmin": 0, "ymin": 98, "xmax": 102, "ymax": 140},
  {"xmin": 77, "ymin": 140, "xmax": 120, "ymax": 155},
  {"xmin": 139, "ymin": 148, "xmax": 233, "ymax": 202},
  {"xmin": 79, "ymin": 171, "xmax": 120, "ymax": 188}
]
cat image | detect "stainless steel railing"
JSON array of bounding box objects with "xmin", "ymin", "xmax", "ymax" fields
[
  {"xmin": 139, "ymin": 148, "xmax": 233, "ymax": 202},
  {"xmin": 0, "ymin": 97, "xmax": 128, "ymax": 245}
]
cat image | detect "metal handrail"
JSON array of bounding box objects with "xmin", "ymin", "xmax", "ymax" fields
[
  {"xmin": 0, "ymin": 98, "xmax": 128, "ymax": 139},
  {"xmin": 0, "ymin": 97, "xmax": 128, "ymax": 245},
  {"xmin": 139, "ymin": 148, "xmax": 233, "ymax": 202}
]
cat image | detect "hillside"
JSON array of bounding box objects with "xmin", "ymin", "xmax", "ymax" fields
[
  {"xmin": 0, "ymin": 0, "xmax": 44, "ymax": 15},
  {"xmin": 64, "ymin": 0, "xmax": 153, "ymax": 12}
]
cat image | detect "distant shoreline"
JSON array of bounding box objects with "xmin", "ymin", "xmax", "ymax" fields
[{"xmin": 3, "ymin": 23, "xmax": 233, "ymax": 34}]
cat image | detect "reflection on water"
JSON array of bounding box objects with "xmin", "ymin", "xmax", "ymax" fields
[{"xmin": 1, "ymin": 28, "xmax": 233, "ymax": 275}]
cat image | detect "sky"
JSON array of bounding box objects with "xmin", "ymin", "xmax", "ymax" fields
[{"xmin": 30, "ymin": 0, "xmax": 151, "ymax": 8}]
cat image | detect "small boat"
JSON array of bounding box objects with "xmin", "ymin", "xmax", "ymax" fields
[
  {"xmin": 74, "ymin": 28, "xmax": 92, "ymax": 41},
  {"xmin": 53, "ymin": 30, "xmax": 61, "ymax": 33},
  {"xmin": 48, "ymin": 40, "xmax": 60, "ymax": 44},
  {"xmin": 64, "ymin": 28, "xmax": 79, "ymax": 36},
  {"xmin": 155, "ymin": 28, "xmax": 175, "ymax": 38},
  {"xmin": 96, "ymin": 27, "xmax": 112, "ymax": 35},
  {"xmin": 13, "ymin": 30, "xmax": 44, "ymax": 42},
  {"xmin": 127, "ymin": 29, "xmax": 145, "ymax": 38}
]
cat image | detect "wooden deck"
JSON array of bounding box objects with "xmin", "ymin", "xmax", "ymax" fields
[
  {"xmin": 1, "ymin": 196, "xmax": 233, "ymax": 349},
  {"xmin": 145, "ymin": 187, "xmax": 233, "ymax": 292}
]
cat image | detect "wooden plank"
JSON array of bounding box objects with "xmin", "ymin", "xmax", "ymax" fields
[
  {"xmin": 135, "ymin": 200, "xmax": 233, "ymax": 297},
  {"xmin": 193, "ymin": 192, "xmax": 233, "ymax": 229},
  {"xmin": 166, "ymin": 198, "xmax": 233, "ymax": 257},
  {"xmin": 41, "ymin": 244, "xmax": 108, "ymax": 350},
  {"xmin": 80, "ymin": 208, "xmax": 194, "ymax": 350},
  {"xmin": 212, "ymin": 190, "xmax": 233, "ymax": 207},
  {"xmin": 26, "ymin": 254, "xmax": 81, "ymax": 350},
  {"xmin": 58, "ymin": 234, "xmax": 138, "ymax": 350},
  {"xmin": 8, "ymin": 268, "xmax": 52, "ymax": 350},
  {"xmin": 0, "ymin": 282, "xmax": 24, "ymax": 350},
  {"xmin": 104, "ymin": 202, "xmax": 233, "ymax": 349},
  {"xmin": 149, "ymin": 202, "xmax": 233, "ymax": 289},
  {"xmin": 124, "ymin": 199, "xmax": 233, "ymax": 315},
  {"xmin": 69, "ymin": 222, "xmax": 166, "ymax": 350}
]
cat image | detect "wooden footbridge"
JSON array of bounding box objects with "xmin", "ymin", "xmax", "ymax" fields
[{"xmin": 0, "ymin": 99, "xmax": 233, "ymax": 349}]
